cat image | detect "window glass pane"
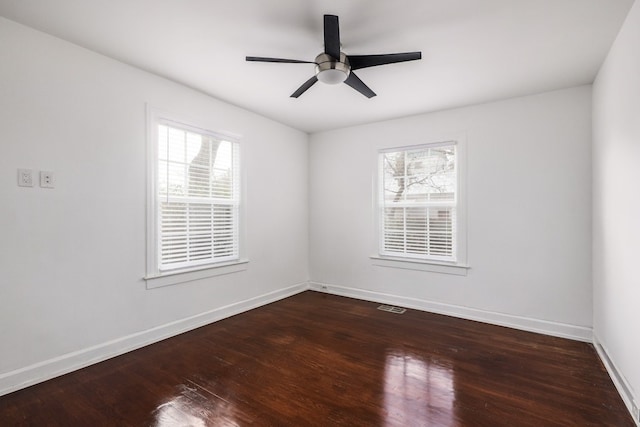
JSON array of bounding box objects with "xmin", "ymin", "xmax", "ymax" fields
[
  {"xmin": 160, "ymin": 201, "xmax": 188, "ymax": 266},
  {"xmin": 158, "ymin": 160, "xmax": 168, "ymax": 196},
  {"xmin": 158, "ymin": 125, "xmax": 168, "ymax": 161},
  {"xmin": 213, "ymin": 205, "xmax": 236, "ymax": 257},
  {"xmin": 187, "ymin": 136, "xmax": 210, "ymax": 198},
  {"xmin": 166, "ymin": 160, "xmax": 186, "ymax": 197},
  {"xmin": 167, "ymin": 127, "xmax": 186, "ymax": 162},
  {"xmin": 212, "ymin": 141, "xmax": 233, "ymax": 199},
  {"xmin": 188, "ymin": 203, "xmax": 213, "ymax": 261},
  {"xmin": 383, "ymin": 152, "xmax": 405, "ymax": 202}
]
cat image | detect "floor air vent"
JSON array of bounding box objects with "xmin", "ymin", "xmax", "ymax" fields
[{"xmin": 377, "ymin": 305, "xmax": 406, "ymax": 314}]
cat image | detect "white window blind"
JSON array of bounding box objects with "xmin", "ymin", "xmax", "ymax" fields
[
  {"xmin": 379, "ymin": 142, "xmax": 457, "ymax": 262},
  {"xmin": 156, "ymin": 122, "xmax": 240, "ymax": 271}
]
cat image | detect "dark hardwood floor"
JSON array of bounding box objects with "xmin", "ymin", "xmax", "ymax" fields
[{"xmin": 0, "ymin": 291, "xmax": 633, "ymax": 426}]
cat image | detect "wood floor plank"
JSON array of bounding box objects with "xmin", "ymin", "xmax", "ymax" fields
[{"xmin": 0, "ymin": 291, "xmax": 633, "ymax": 426}]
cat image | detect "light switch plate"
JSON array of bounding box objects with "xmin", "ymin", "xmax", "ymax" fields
[{"xmin": 18, "ymin": 169, "xmax": 34, "ymax": 187}]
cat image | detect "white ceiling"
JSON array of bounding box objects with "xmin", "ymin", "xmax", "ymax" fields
[{"xmin": 0, "ymin": 0, "xmax": 634, "ymax": 133}]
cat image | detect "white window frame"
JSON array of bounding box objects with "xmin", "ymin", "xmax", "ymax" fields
[
  {"xmin": 371, "ymin": 137, "xmax": 468, "ymax": 275},
  {"xmin": 145, "ymin": 106, "xmax": 247, "ymax": 289}
]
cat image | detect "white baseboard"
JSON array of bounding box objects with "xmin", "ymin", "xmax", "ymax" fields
[
  {"xmin": 0, "ymin": 282, "xmax": 308, "ymax": 397},
  {"xmin": 593, "ymin": 334, "xmax": 639, "ymax": 426},
  {"xmin": 309, "ymin": 281, "xmax": 592, "ymax": 342}
]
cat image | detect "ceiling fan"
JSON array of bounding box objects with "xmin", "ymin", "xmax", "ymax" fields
[{"xmin": 246, "ymin": 14, "xmax": 422, "ymax": 98}]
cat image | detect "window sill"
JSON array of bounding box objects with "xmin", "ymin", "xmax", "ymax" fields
[
  {"xmin": 370, "ymin": 255, "xmax": 469, "ymax": 276},
  {"xmin": 144, "ymin": 259, "xmax": 249, "ymax": 289}
]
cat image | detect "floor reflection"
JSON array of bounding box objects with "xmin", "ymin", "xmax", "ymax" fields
[
  {"xmin": 383, "ymin": 351, "xmax": 456, "ymax": 426},
  {"xmin": 151, "ymin": 383, "xmax": 239, "ymax": 427}
]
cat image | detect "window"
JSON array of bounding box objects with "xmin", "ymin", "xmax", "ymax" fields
[
  {"xmin": 378, "ymin": 141, "xmax": 460, "ymax": 263},
  {"xmin": 146, "ymin": 109, "xmax": 242, "ymax": 284}
]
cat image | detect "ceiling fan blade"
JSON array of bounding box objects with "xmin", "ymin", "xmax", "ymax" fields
[
  {"xmin": 291, "ymin": 76, "xmax": 319, "ymax": 98},
  {"xmin": 344, "ymin": 72, "xmax": 376, "ymax": 98},
  {"xmin": 348, "ymin": 52, "xmax": 422, "ymax": 70},
  {"xmin": 246, "ymin": 56, "xmax": 315, "ymax": 64},
  {"xmin": 324, "ymin": 15, "xmax": 341, "ymax": 60}
]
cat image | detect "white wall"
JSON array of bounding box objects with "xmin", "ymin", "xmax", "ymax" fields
[
  {"xmin": 593, "ymin": 0, "xmax": 640, "ymax": 414},
  {"xmin": 309, "ymin": 86, "xmax": 593, "ymax": 339},
  {"xmin": 0, "ymin": 17, "xmax": 308, "ymax": 393}
]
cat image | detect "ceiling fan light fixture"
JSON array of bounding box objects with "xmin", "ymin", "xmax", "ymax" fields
[
  {"xmin": 317, "ymin": 68, "xmax": 348, "ymax": 85},
  {"xmin": 315, "ymin": 52, "xmax": 350, "ymax": 85}
]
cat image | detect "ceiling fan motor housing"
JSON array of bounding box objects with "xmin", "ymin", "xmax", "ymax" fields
[{"xmin": 315, "ymin": 52, "xmax": 350, "ymax": 84}]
